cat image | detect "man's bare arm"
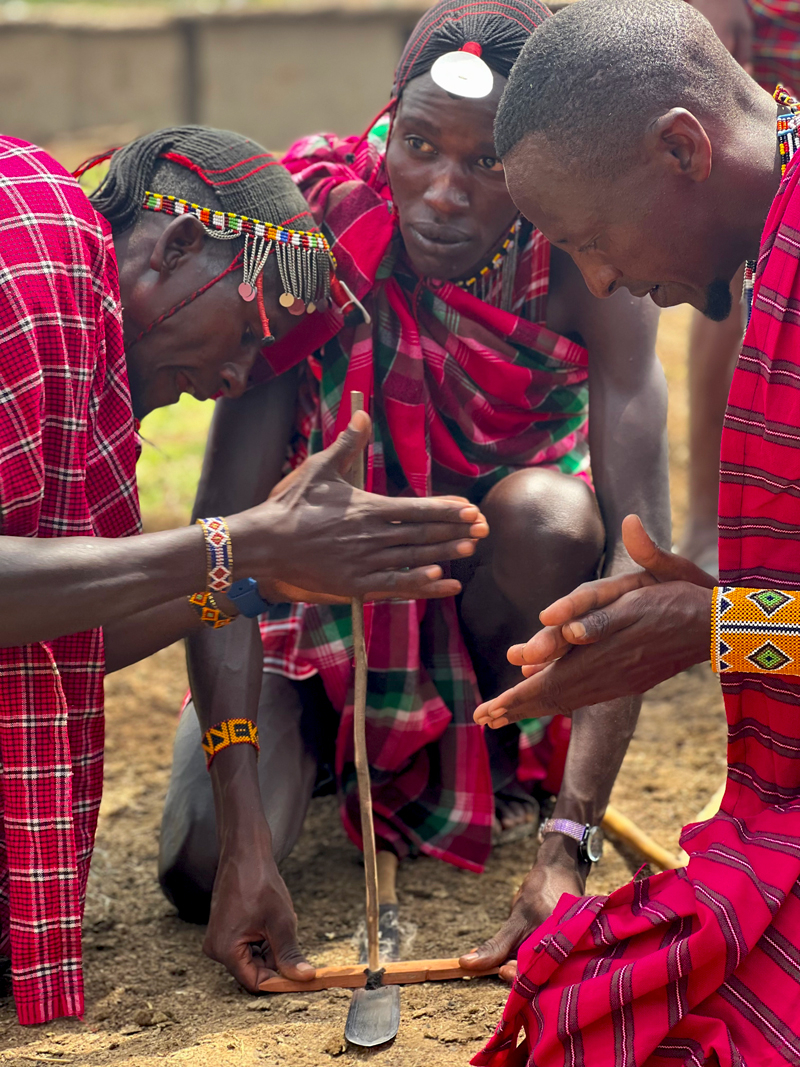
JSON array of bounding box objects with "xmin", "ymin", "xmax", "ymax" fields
[{"xmin": 463, "ymin": 256, "xmax": 670, "ymax": 973}]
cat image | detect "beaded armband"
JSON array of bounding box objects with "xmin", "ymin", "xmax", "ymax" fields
[
  {"xmin": 711, "ymin": 585, "xmax": 800, "ymax": 674},
  {"xmin": 196, "ymin": 516, "xmax": 233, "ymax": 593},
  {"xmin": 188, "ymin": 590, "xmax": 235, "ymax": 629},
  {"xmin": 202, "ymin": 718, "xmax": 259, "ymax": 768}
]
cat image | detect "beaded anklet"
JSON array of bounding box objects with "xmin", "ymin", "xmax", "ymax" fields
[{"xmin": 202, "ymin": 718, "xmax": 260, "ymax": 767}]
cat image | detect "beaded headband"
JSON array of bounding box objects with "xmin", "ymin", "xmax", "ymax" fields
[{"xmin": 141, "ymin": 191, "xmax": 336, "ymax": 323}]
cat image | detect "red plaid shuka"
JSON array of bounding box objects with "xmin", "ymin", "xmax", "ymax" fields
[
  {"xmin": 474, "ymin": 153, "xmax": 800, "ymax": 1067},
  {"xmin": 747, "ymin": 0, "xmax": 800, "ymax": 93},
  {"xmin": 251, "ymin": 120, "xmax": 585, "ymax": 873},
  {"xmin": 0, "ymin": 137, "xmax": 140, "ymax": 1025}
]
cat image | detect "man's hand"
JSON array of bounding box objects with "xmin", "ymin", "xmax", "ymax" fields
[
  {"xmin": 229, "ymin": 410, "xmax": 488, "ymax": 602},
  {"xmin": 474, "ymin": 515, "xmax": 715, "ymax": 726},
  {"xmin": 203, "ymin": 830, "xmax": 314, "ymax": 991},
  {"xmin": 691, "ymin": 0, "xmax": 754, "ymax": 72},
  {"xmin": 459, "ymin": 835, "xmax": 586, "ymax": 982}
]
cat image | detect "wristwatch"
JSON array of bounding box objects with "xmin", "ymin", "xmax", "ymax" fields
[
  {"xmin": 538, "ymin": 817, "xmax": 603, "ymax": 864},
  {"xmin": 226, "ymin": 577, "xmax": 272, "ymax": 618}
]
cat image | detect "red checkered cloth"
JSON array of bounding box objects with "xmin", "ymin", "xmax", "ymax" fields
[
  {"xmin": 474, "ymin": 151, "xmax": 800, "ymax": 1067},
  {"xmin": 0, "ymin": 137, "xmax": 140, "ymax": 1025},
  {"xmin": 249, "ymin": 122, "xmax": 584, "ymax": 872},
  {"xmin": 747, "ymin": 0, "xmax": 800, "ymax": 92}
]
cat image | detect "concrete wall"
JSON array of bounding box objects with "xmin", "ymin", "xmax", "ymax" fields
[{"xmin": 0, "ymin": 6, "xmax": 425, "ymax": 151}]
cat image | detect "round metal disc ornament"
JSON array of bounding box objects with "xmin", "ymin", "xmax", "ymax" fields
[
  {"xmin": 430, "ymin": 49, "xmax": 494, "ymax": 99},
  {"xmin": 238, "ymin": 282, "xmax": 256, "ymax": 302},
  {"xmin": 288, "ymin": 297, "xmax": 306, "ymax": 316},
  {"xmin": 279, "ymin": 292, "xmax": 295, "ymax": 308}
]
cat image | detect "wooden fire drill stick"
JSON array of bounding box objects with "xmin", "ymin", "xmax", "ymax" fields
[{"xmin": 349, "ymin": 390, "xmax": 381, "ymax": 974}]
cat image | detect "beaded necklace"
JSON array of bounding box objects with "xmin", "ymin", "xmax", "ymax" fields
[
  {"xmin": 453, "ymin": 216, "xmax": 522, "ymax": 310},
  {"xmin": 743, "ymin": 84, "xmax": 800, "ymax": 323}
]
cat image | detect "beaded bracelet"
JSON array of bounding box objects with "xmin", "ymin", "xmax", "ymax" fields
[
  {"xmin": 188, "ymin": 590, "xmax": 235, "ymax": 629},
  {"xmin": 202, "ymin": 718, "xmax": 259, "ymax": 768},
  {"xmin": 196, "ymin": 516, "xmax": 233, "ymax": 593}
]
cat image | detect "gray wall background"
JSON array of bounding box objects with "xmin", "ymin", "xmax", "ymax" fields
[{"xmin": 0, "ymin": 4, "xmax": 430, "ymax": 150}]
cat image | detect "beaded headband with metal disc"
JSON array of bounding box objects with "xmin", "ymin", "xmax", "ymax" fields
[
  {"xmin": 141, "ymin": 191, "xmax": 336, "ymax": 319},
  {"xmin": 430, "ymin": 42, "xmax": 494, "ymax": 99}
]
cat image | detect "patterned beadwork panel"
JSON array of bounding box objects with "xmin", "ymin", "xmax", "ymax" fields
[{"xmin": 711, "ymin": 585, "xmax": 800, "ymax": 674}]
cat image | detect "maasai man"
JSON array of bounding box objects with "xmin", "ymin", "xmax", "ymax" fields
[
  {"xmin": 158, "ymin": 0, "xmax": 670, "ymax": 989},
  {"xmin": 0, "ymin": 126, "xmax": 483, "ymax": 1026},
  {"xmin": 683, "ymin": 0, "xmax": 800, "ymax": 577},
  {"xmin": 473, "ymin": 0, "xmax": 800, "ymax": 1062}
]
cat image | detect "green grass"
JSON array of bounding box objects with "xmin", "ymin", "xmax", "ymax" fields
[{"xmin": 137, "ymin": 395, "xmax": 215, "ymax": 530}]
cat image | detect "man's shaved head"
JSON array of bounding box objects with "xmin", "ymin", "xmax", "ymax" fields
[
  {"xmin": 494, "ymin": 0, "xmax": 780, "ymax": 318},
  {"xmin": 495, "ymin": 0, "xmax": 753, "ymax": 173}
]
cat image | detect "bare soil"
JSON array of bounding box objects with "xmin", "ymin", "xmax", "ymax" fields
[{"xmin": 0, "ymin": 307, "xmax": 729, "ymax": 1066}]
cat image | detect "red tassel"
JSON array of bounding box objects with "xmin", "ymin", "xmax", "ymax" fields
[{"xmin": 256, "ymin": 270, "xmax": 272, "ymax": 342}]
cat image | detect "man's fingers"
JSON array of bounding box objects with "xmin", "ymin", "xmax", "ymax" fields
[
  {"xmin": 459, "ymin": 914, "xmax": 529, "ymax": 970},
  {"xmin": 209, "ymin": 939, "xmax": 271, "ymax": 994},
  {"xmin": 365, "ymin": 577, "xmax": 464, "ymax": 601},
  {"xmin": 322, "ymin": 411, "xmax": 372, "ymax": 478},
  {"xmin": 381, "ymin": 496, "xmax": 487, "ymax": 530},
  {"xmin": 509, "ymin": 625, "xmax": 571, "ymax": 667},
  {"xmin": 358, "ymin": 567, "xmax": 462, "ymax": 601},
  {"xmin": 373, "ymin": 538, "xmax": 477, "ymax": 571},
  {"xmin": 560, "ymin": 589, "xmax": 645, "ymax": 644},
  {"xmin": 381, "ymin": 520, "xmax": 488, "ymax": 547},
  {"xmin": 273, "ymin": 944, "xmax": 316, "ymax": 982},
  {"xmin": 539, "ymin": 570, "xmax": 652, "ymax": 628},
  {"xmin": 621, "ymin": 515, "xmax": 716, "ymax": 588},
  {"xmin": 474, "ymin": 668, "xmax": 567, "ymax": 728},
  {"xmin": 498, "ymin": 959, "xmax": 519, "ymax": 984}
]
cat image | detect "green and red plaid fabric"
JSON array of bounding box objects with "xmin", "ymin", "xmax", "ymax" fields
[
  {"xmin": 256, "ymin": 121, "xmax": 585, "ymax": 871},
  {"xmin": 0, "ymin": 138, "xmax": 140, "ymax": 1025},
  {"xmin": 747, "ymin": 0, "xmax": 800, "ymax": 93}
]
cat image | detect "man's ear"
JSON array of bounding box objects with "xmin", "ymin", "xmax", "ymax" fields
[
  {"xmin": 149, "ymin": 214, "xmax": 207, "ymax": 276},
  {"xmin": 646, "ymin": 108, "xmax": 713, "ymax": 183}
]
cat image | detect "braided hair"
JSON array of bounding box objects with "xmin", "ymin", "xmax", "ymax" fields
[
  {"xmin": 90, "ymin": 125, "xmax": 317, "ymax": 237},
  {"xmin": 393, "ymin": 0, "xmax": 551, "ymax": 98}
]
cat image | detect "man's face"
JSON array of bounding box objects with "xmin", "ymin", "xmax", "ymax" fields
[
  {"xmin": 503, "ymin": 132, "xmax": 738, "ymax": 320},
  {"xmin": 118, "ymin": 217, "xmax": 300, "ymax": 420},
  {"xmin": 385, "ymin": 72, "xmax": 519, "ymax": 281}
]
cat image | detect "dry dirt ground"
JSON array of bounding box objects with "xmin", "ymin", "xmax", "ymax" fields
[{"xmin": 0, "ymin": 307, "xmax": 730, "ymax": 1066}]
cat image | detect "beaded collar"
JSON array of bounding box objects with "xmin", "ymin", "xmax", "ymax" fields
[
  {"xmin": 452, "ymin": 216, "xmax": 522, "ymax": 310},
  {"xmin": 743, "ymin": 84, "xmax": 800, "ymax": 323}
]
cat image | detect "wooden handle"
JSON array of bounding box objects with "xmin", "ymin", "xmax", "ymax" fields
[
  {"xmin": 348, "ymin": 390, "xmax": 380, "ymax": 973},
  {"xmin": 259, "ymin": 958, "xmax": 499, "ymax": 993},
  {"xmin": 602, "ymin": 804, "xmax": 682, "ymax": 871}
]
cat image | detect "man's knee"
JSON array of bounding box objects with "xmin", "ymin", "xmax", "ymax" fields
[{"xmin": 482, "ymin": 469, "xmax": 605, "ymax": 574}]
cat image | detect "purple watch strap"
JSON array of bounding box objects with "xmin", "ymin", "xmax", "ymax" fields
[{"xmin": 539, "ymin": 817, "xmax": 585, "ymax": 844}]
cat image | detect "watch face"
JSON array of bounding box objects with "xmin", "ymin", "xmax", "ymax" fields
[{"xmin": 584, "ymin": 826, "xmax": 603, "ymax": 863}]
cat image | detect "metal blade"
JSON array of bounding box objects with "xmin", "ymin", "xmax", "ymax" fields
[{"xmin": 344, "ymin": 985, "xmax": 401, "ymax": 1048}]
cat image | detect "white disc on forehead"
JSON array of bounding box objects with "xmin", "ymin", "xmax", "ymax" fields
[{"xmin": 430, "ymin": 50, "xmax": 494, "ymax": 99}]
